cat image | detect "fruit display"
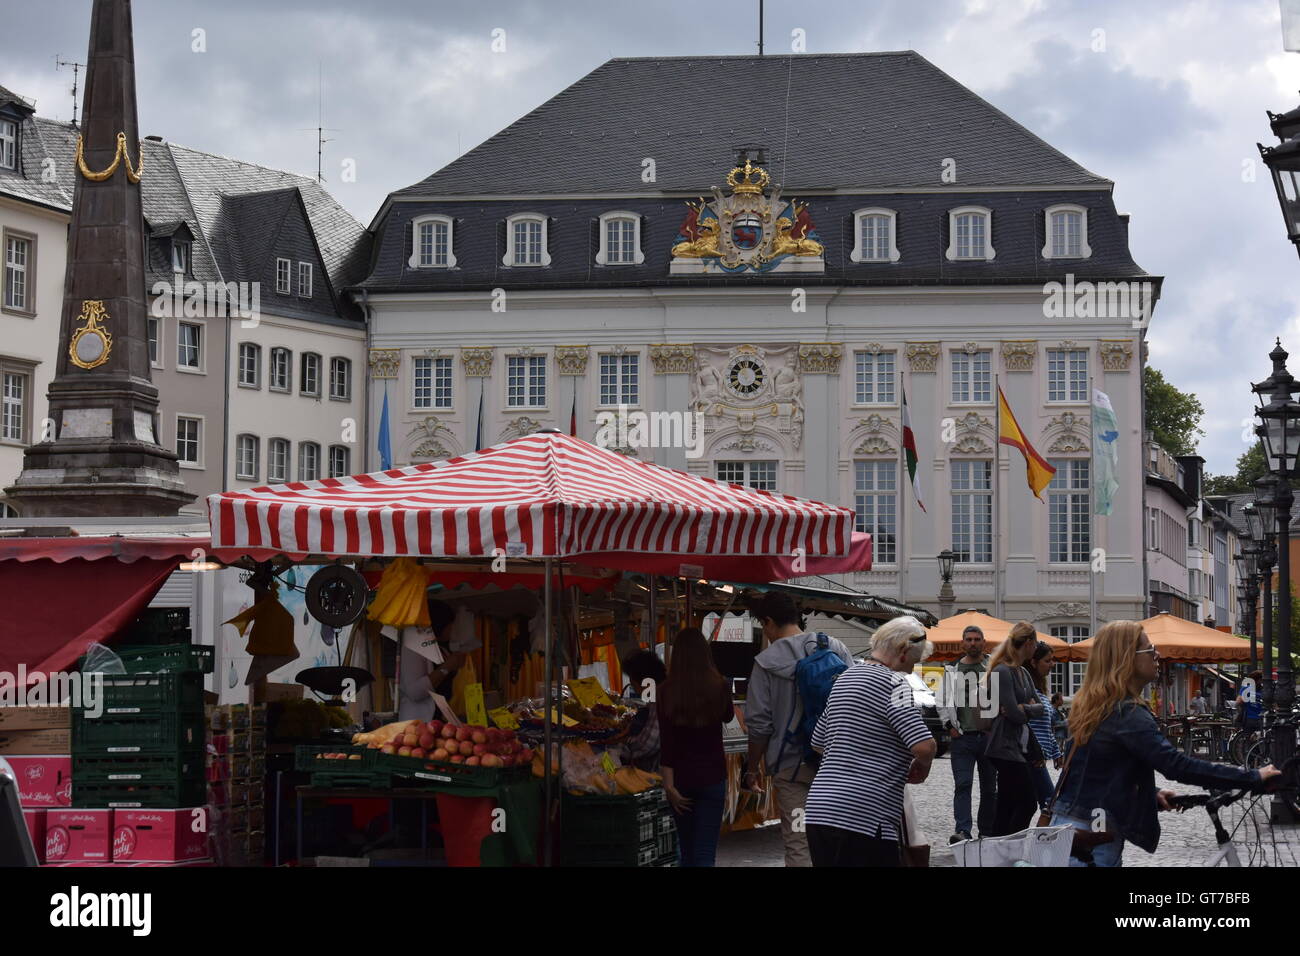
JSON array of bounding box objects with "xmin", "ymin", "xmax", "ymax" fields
[
  {"xmin": 366, "ymin": 557, "xmax": 431, "ymax": 628},
  {"xmin": 313, "ymin": 752, "xmax": 364, "ymax": 761},
  {"xmin": 511, "ymin": 698, "xmax": 638, "ymax": 740},
  {"xmin": 356, "ymin": 718, "xmax": 534, "ymax": 769},
  {"xmin": 530, "ymin": 739, "xmax": 662, "ymax": 795}
]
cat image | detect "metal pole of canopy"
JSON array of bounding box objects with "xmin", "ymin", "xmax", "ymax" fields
[{"xmin": 542, "ymin": 557, "xmax": 553, "ymax": 867}]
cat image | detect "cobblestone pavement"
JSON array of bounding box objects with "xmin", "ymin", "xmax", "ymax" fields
[{"xmin": 717, "ymin": 753, "xmax": 1300, "ymax": 867}]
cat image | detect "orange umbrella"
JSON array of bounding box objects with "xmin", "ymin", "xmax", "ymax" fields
[
  {"xmin": 1068, "ymin": 613, "xmax": 1250, "ymax": 663},
  {"xmin": 926, "ymin": 610, "xmax": 1071, "ymax": 662}
]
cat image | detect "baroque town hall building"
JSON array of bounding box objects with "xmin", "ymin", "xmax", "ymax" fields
[{"xmin": 357, "ymin": 53, "xmax": 1158, "ymax": 669}]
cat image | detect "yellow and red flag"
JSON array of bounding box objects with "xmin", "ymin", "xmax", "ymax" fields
[{"xmin": 997, "ymin": 386, "xmax": 1056, "ymax": 500}]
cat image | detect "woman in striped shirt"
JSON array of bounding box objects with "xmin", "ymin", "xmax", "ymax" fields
[
  {"xmin": 805, "ymin": 617, "xmax": 937, "ymax": 867},
  {"xmin": 1025, "ymin": 641, "xmax": 1063, "ymax": 812}
]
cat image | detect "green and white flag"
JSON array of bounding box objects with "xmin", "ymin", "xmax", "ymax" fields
[{"xmin": 1092, "ymin": 387, "xmax": 1120, "ymax": 516}]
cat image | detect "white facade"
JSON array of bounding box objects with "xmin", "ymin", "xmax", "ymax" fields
[
  {"xmin": 0, "ymin": 195, "xmax": 66, "ymax": 515},
  {"xmin": 366, "ymin": 285, "xmax": 1147, "ymax": 632}
]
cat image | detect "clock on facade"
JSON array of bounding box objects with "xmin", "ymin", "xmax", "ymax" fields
[{"xmin": 728, "ymin": 358, "xmax": 765, "ymax": 396}]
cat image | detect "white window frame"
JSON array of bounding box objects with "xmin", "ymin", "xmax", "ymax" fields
[
  {"xmin": 849, "ymin": 208, "xmax": 900, "ymax": 263},
  {"xmin": 1049, "ymin": 624, "xmax": 1089, "ymax": 696},
  {"xmin": 596, "ymin": 211, "xmax": 645, "ymax": 266},
  {"xmin": 503, "ymin": 213, "xmax": 551, "ymax": 267},
  {"xmin": 299, "ymin": 441, "xmax": 321, "ymax": 481},
  {"xmin": 328, "ymin": 444, "xmax": 351, "ymax": 478},
  {"xmin": 852, "ymin": 350, "xmax": 897, "ymax": 406},
  {"xmin": 147, "ymin": 316, "xmax": 163, "ymax": 369},
  {"xmin": 171, "ymin": 240, "xmax": 190, "ymax": 275},
  {"xmin": 269, "ymin": 347, "xmax": 291, "ymax": 392},
  {"xmin": 3, "ymin": 231, "xmax": 34, "ymax": 315},
  {"xmin": 177, "ymin": 321, "xmax": 204, "ymax": 373},
  {"xmin": 715, "ymin": 460, "xmax": 779, "ymax": 491},
  {"xmin": 276, "ymin": 257, "xmax": 291, "ymax": 294},
  {"xmin": 1047, "ymin": 347, "xmax": 1088, "ymax": 403},
  {"xmin": 853, "ymin": 460, "xmax": 898, "ymax": 565},
  {"xmin": 235, "ymin": 434, "xmax": 259, "ymax": 482},
  {"xmin": 175, "ymin": 415, "xmax": 203, "ymax": 470},
  {"xmin": 506, "ymin": 354, "xmax": 547, "ymax": 409},
  {"xmin": 0, "ymin": 119, "xmax": 15, "ymax": 170},
  {"xmin": 1048, "ymin": 458, "xmax": 1091, "ymax": 564},
  {"xmin": 268, "ymin": 437, "xmax": 290, "ymax": 483},
  {"xmin": 1, "ymin": 368, "xmax": 29, "ymax": 445},
  {"xmin": 1042, "ymin": 203, "xmax": 1091, "ymax": 259},
  {"xmin": 409, "ymin": 214, "xmax": 456, "ymax": 269},
  {"xmin": 298, "ymin": 261, "xmax": 313, "ymax": 298},
  {"xmin": 598, "ymin": 353, "xmax": 640, "ymax": 407},
  {"xmin": 950, "ymin": 349, "xmax": 993, "ymax": 405},
  {"xmin": 412, "ymin": 355, "xmax": 454, "ymax": 411},
  {"xmin": 951, "ymin": 459, "xmax": 993, "ymax": 564},
  {"xmin": 301, "ymin": 352, "xmax": 321, "ymax": 398},
  {"xmin": 237, "ymin": 342, "xmax": 261, "ymax": 389},
  {"xmin": 945, "ymin": 205, "xmax": 995, "ymax": 261},
  {"xmin": 329, "ymin": 356, "xmax": 352, "ymax": 402}
]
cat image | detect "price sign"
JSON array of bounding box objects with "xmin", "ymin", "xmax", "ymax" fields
[
  {"xmin": 547, "ymin": 708, "xmax": 579, "ymax": 728},
  {"xmin": 488, "ymin": 707, "xmax": 520, "ymax": 731},
  {"xmin": 600, "ymin": 751, "xmax": 617, "ymax": 775},
  {"xmin": 465, "ymin": 683, "xmax": 487, "ymax": 727},
  {"xmin": 430, "ymin": 692, "xmax": 461, "ymax": 726},
  {"xmin": 566, "ymin": 677, "xmax": 613, "ymax": 710}
]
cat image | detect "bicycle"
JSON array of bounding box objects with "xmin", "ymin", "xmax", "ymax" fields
[{"xmin": 1163, "ymin": 760, "xmax": 1300, "ymax": 866}]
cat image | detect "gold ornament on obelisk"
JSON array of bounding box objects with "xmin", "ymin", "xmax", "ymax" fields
[
  {"xmin": 75, "ymin": 132, "xmax": 144, "ymax": 184},
  {"xmin": 69, "ymin": 300, "xmax": 114, "ymax": 370}
]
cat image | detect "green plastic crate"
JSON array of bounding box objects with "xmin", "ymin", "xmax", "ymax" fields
[
  {"xmin": 296, "ymin": 745, "xmax": 392, "ymax": 789},
  {"xmin": 561, "ymin": 787, "xmax": 672, "ymax": 844},
  {"xmin": 93, "ymin": 673, "xmax": 205, "ymax": 717},
  {"xmin": 72, "ymin": 753, "xmax": 206, "ymax": 808},
  {"xmin": 112, "ymin": 644, "xmax": 214, "ymax": 675},
  {"xmin": 72, "ymin": 709, "xmax": 205, "ymax": 756},
  {"xmin": 376, "ymin": 751, "xmax": 532, "ymax": 789}
]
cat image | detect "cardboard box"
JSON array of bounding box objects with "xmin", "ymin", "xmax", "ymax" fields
[
  {"xmin": 0, "ymin": 728, "xmax": 71, "ymax": 755},
  {"xmin": 0, "ymin": 707, "xmax": 70, "ymax": 731},
  {"xmin": 5, "ymin": 755, "xmax": 72, "ymax": 807},
  {"xmin": 113, "ymin": 808, "xmax": 210, "ymax": 863},
  {"xmin": 45, "ymin": 809, "xmax": 112, "ymax": 862},
  {"xmin": 23, "ymin": 809, "xmax": 46, "ymax": 864}
]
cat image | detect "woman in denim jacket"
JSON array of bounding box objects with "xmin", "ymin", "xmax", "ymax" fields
[{"xmin": 1051, "ymin": 621, "xmax": 1280, "ymax": 866}]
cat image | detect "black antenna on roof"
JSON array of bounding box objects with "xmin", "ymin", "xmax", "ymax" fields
[
  {"xmin": 758, "ymin": 0, "xmax": 765, "ymax": 55},
  {"xmin": 297, "ymin": 63, "xmax": 340, "ymax": 183},
  {"xmin": 55, "ymin": 54, "xmax": 85, "ymax": 127}
]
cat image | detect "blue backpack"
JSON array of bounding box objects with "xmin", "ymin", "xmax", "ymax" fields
[{"xmin": 775, "ymin": 633, "xmax": 849, "ymax": 779}]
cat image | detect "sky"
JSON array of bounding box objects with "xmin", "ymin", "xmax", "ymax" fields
[{"xmin": 4, "ymin": 0, "xmax": 1300, "ymax": 479}]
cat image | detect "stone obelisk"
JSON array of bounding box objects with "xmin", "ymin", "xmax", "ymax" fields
[{"xmin": 5, "ymin": 0, "xmax": 193, "ymax": 517}]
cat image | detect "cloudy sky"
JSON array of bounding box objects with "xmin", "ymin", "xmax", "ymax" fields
[{"xmin": 5, "ymin": 0, "xmax": 1300, "ymax": 478}]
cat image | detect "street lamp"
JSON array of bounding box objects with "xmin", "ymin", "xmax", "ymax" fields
[
  {"xmin": 937, "ymin": 548, "xmax": 956, "ymax": 620},
  {"xmin": 1234, "ymin": 537, "xmax": 1259, "ymax": 670},
  {"xmin": 1259, "ymin": 136, "xmax": 1300, "ymax": 256},
  {"xmin": 1253, "ymin": 477, "xmax": 1279, "ymax": 709}
]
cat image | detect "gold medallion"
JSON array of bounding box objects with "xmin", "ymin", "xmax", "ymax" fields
[{"xmin": 69, "ymin": 300, "xmax": 113, "ymax": 370}]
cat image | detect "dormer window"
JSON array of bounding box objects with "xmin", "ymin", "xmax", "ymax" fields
[
  {"xmin": 276, "ymin": 257, "xmax": 291, "ymax": 294},
  {"xmin": 850, "ymin": 208, "xmax": 901, "ymax": 263},
  {"xmin": 298, "ymin": 261, "xmax": 313, "ymax": 298},
  {"xmin": 0, "ymin": 120, "xmax": 16, "ymax": 171},
  {"xmin": 409, "ymin": 215, "xmax": 456, "ymax": 269},
  {"xmin": 946, "ymin": 206, "xmax": 995, "ymax": 261},
  {"xmin": 1043, "ymin": 204, "xmax": 1092, "ymax": 259},
  {"xmin": 171, "ymin": 240, "xmax": 191, "ymax": 274},
  {"xmin": 503, "ymin": 213, "xmax": 550, "ymax": 267},
  {"xmin": 596, "ymin": 211, "xmax": 644, "ymax": 265}
]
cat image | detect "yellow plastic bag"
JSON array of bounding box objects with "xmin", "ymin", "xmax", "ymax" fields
[
  {"xmin": 366, "ymin": 558, "xmax": 430, "ymax": 629},
  {"xmin": 450, "ymin": 653, "xmax": 478, "ymax": 719}
]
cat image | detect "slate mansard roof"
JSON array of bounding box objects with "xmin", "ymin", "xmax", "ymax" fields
[
  {"xmin": 364, "ymin": 52, "xmax": 1154, "ymax": 294},
  {"xmin": 0, "ymin": 105, "xmax": 371, "ymax": 321}
]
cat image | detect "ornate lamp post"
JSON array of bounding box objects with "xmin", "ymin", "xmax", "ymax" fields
[
  {"xmin": 1259, "ymin": 104, "xmax": 1300, "ymax": 259},
  {"xmin": 937, "ymin": 548, "xmax": 956, "ymax": 620},
  {"xmin": 1252, "ymin": 477, "xmax": 1278, "ymax": 709},
  {"xmin": 1234, "ymin": 532, "xmax": 1260, "ymax": 671}
]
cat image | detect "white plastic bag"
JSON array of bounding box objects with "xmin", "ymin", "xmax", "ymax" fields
[{"xmin": 951, "ymin": 825, "xmax": 1075, "ymax": 867}]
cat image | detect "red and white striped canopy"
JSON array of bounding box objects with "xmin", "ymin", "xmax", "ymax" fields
[{"xmin": 207, "ymin": 432, "xmax": 857, "ymax": 563}]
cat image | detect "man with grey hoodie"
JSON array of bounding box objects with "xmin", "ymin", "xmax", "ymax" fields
[{"xmin": 744, "ymin": 591, "xmax": 854, "ymax": 867}]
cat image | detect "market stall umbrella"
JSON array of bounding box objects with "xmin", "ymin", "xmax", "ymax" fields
[
  {"xmin": 1069, "ymin": 613, "xmax": 1251, "ymax": 663},
  {"xmin": 926, "ymin": 610, "xmax": 1070, "ymax": 662}
]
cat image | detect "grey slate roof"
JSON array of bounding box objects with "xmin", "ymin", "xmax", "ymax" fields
[
  {"xmin": 394, "ymin": 52, "xmax": 1109, "ymax": 199},
  {"xmin": 0, "ymin": 106, "xmax": 371, "ymax": 314}
]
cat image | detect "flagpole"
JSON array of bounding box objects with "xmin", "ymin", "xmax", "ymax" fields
[
  {"xmin": 994, "ymin": 374, "xmax": 1003, "ymax": 619},
  {"xmin": 898, "ymin": 388, "xmax": 907, "ymax": 609},
  {"xmin": 1089, "ymin": 374, "xmax": 1098, "ymax": 636}
]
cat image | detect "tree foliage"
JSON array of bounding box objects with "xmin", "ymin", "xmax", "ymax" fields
[{"xmin": 1143, "ymin": 366, "xmax": 1205, "ymax": 457}]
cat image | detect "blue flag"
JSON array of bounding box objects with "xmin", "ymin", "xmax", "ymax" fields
[
  {"xmin": 378, "ymin": 387, "xmax": 393, "ymax": 470},
  {"xmin": 1092, "ymin": 387, "xmax": 1120, "ymax": 516}
]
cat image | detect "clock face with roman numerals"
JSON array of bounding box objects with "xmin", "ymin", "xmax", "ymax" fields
[{"xmin": 728, "ymin": 358, "xmax": 765, "ymax": 396}]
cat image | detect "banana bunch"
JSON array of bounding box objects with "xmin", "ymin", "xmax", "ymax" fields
[{"xmin": 366, "ymin": 558, "xmax": 431, "ymax": 628}]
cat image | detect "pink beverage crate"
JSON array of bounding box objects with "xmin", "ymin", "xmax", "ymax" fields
[
  {"xmin": 23, "ymin": 809, "xmax": 47, "ymax": 863},
  {"xmin": 45, "ymin": 809, "xmax": 112, "ymax": 862},
  {"xmin": 6, "ymin": 755, "xmax": 72, "ymax": 808},
  {"xmin": 113, "ymin": 808, "xmax": 210, "ymax": 863}
]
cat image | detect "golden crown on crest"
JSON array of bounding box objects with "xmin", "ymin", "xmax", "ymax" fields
[{"xmin": 726, "ymin": 159, "xmax": 770, "ymax": 195}]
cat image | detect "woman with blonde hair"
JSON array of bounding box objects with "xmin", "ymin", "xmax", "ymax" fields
[
  {"xmin": 1049, "ymin": 621, "xmax": 1280, "ymax": 866},
  {"xmin": 981, "ymin": 621, "xmax": 1044, "ymax": 836},
  {"xmin": 804, "ymin": 616, "xmax": 937, "ymax": 866}
]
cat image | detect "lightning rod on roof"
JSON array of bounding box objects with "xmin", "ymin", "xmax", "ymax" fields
[
  {"xmin": 758, "ymin": 0, "xmax": 765, "ymax": 56},
  {"xmin": 55, "ymin": 54, "xmax": 85, "ymax": 127}
]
